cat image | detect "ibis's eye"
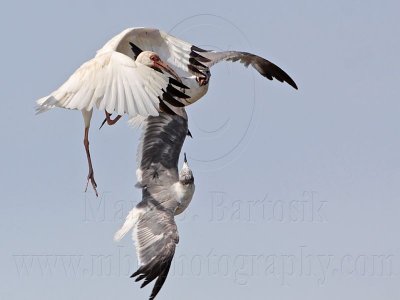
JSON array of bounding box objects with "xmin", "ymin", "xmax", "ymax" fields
[{"xmin": 150, "ymin": 55, "xmax": 160, "ymax": 62}]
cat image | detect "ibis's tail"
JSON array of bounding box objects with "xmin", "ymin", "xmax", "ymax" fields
[{"xmin": 35, "ymin": 96, "xmax": 59, "ymax": 114}]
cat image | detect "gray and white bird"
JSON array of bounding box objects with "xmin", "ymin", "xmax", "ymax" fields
[
  {"xmin": 36, "ymin": 27, "xmax": 297, "ymax": 195},
  {"xmin": 114, "ymin": 111, "xmax": 194, "ymax": 300}
]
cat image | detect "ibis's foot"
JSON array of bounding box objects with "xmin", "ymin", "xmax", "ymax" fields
[
  {"xmin": 99, "ymin": 111, "xmax": 122, "ymax": 130},
  {"xmin": 85, "ymin": 170, "xmax": 98, "ymax": 197},
  {"xmin": 196, "ymin": 70, "xmax": 211, "ymax": 86},
  {"xmin": 197, "ymin": 76, "xmax": 207, "ymax": 86}
]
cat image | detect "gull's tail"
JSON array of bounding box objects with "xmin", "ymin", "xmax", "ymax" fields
[{"xmin": 114, "ymin": 206, "xmax": 143, "ymax": 241}]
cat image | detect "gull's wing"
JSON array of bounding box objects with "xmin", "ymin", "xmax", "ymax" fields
[
  {"xmin": 131, "ymin": 112, "xmax": 189, "ymax": 299},
  {"xmin": 36, "ymin": 51, "xmax": 188, "ymax": 116},
  {"xmin": 130, "ymin": 193, "xmax": 179, "ymax": 300},
  {"xmin": 116, "ymin": 111, "xmax": 190, "ymax": 299},
  {"xmin": 136, "ymin": 112, "xmax": 188, "ymax": 186},
  {"xmin": 201, "ymin": 51, "xmax": 298, "ymax": 89}
]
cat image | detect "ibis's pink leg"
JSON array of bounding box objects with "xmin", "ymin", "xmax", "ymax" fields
[
  {"xmin": 83, "ymin": 126, "xmax": 98, "ymax": 197},
  {"xmin": 99, "ymin": 111, "xmax": 122, "ymax": 129}
]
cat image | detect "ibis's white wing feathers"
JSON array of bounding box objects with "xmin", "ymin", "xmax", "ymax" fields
[
  {"xmin": 101, "ymin": 27, "xmax": 298, "ymax": 89},
  {"xmin": 36, "ymin": 51, "xmax": 176, "ymax": 117}
]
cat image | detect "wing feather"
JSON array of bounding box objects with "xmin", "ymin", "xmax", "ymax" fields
[
  {"xmin": 201, "ymin": 51, "xmax": 298, "ymax": 89},
  {"xmin": 98, "ymin": 27, "xmax": 208, "ymax": 78},
  {"xmin": 36, "ymin": 51, "xmax": 187, "ymax": 117},
  {"xmin": 98, "ymin": 27, "xmax": 297, "ymax": 96},
  {"xmin": 129, "ymin": 199, "xmax": 179, "ymax": 300}
]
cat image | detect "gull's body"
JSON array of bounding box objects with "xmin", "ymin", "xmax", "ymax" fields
[{"xmin": 114, "ymin": 111, "xmax": 194, "ymax": 300}]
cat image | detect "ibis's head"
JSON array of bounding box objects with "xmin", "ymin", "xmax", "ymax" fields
[
  {"xmin": 136, "ymin": 51, "xmax": 180, "ymax": 80},
  {"xmin": 179, "ymin": 153, "xmax": 194, "ymax": 185}
]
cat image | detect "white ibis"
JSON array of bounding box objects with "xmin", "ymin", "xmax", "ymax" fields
[
  {"xmin": 114, "ymin": 112, "xmax": 194, "ymax": 300},
  {"xmin": 36, "ymin": 27, "xmax": 297, "ymax": 195},
  {"xmin": 36, "ymin": 48, "xmax": 189, "ymax": 196}
]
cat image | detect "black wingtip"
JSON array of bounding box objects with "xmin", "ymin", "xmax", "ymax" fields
[
  {"xmin": 187, "ymin": 129, "xmax": 193, "ymax": 138},
  {"xmin": 159, "ymin": 98, "xmax": 177, "ymax": 116},
  {"xmin": 188, "ymin": 64, "xmax": 206, "ymax": 77},
  {"xmin": 191, "ymin": 45, "xmax": 208, "ymax": 52},
  {"xmin": 161, "ymin": 90, "xmax": 185, "ymax": 107},
  {"xmin": 190, "ymin": 50, "xmax": 211, "ymax": 62},
  {"xmin": 169, "ymin": 77, "xmax": 189, "ymax": 90},
  {"xmin": 260, "ymin": 61, "xmax": 298, "ymax": 90},
  {"xmin": 129, "ymin": 42, "xmax": 143, "ymax": 59},
  {"xmin": 189, "ymin": 57, "xmax": 208, "ymax": 70},
  {"xmin": 166, "ymin": 85, "xmax": 190, "ymax": 99},
  {"xmin": 284, "ymin": 77, "xmax": 298, "ymax": 90},
  {"xmin": 148, "ymin": 261, "xmax": 172, "ymax": 300}
]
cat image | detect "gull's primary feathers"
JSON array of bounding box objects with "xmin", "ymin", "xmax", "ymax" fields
[{"xmin": 114, "ymin": 111, "xmax": 195, "ymax": 300}]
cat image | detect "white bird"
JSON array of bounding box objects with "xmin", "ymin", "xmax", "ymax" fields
[
  {"xmin": 114, "ymin": 111, "xmax": 194, "ymax": 300},
  {"xmin": 36, "ymin": 27, "xmax": 297, "ymax": 195},
  {"xmin": 36, "ymin": 46, "xmax": 189, "ymax": 196}
]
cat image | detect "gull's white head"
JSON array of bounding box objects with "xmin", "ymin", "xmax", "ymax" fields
[
  {"xmin": 179, "ymin": 153, "xmax": 194, "ymax": 185},
  {"xmin": 136, "ymin": 51, "xmax": 180, "ymax": 80}
]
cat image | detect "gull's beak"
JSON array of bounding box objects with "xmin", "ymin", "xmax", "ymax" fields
[
  {"xmin": 184, "ymin": 152, "xmax": 187, "ymax": 163},
  {"xmin": 155, "ymin": 60, "xmax": 181, "ymax": 82}
]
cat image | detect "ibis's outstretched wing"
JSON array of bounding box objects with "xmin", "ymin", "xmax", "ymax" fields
[
  {"xmin": 201, "ymin": 51, "xmax": 298, "ymax": 89},
  {"xmin": 36, "ymin": 51, "xmax": 188, "ymax": 117},
  {"xmin": 97, "ymin": 27, "xmax": 211, "ymax": 79},
  {"xmin": 102, "ymin": 27, "xmax": 297, "ymax": 90}
]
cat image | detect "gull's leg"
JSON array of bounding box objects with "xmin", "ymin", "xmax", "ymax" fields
[
  {"xmin": 99, "ymin": 111, "xmax": 122, "ymax": 129},
  {"xmin": 82, "ymin": 110, "xmax": 98, "ymax": 197}
]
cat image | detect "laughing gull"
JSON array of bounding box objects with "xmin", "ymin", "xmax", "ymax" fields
[{"xmin": 114, "ymin": 110, "xmax": 195, "ymax": 300}]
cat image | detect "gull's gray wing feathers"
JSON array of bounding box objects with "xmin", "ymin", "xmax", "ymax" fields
[
  {"xmin": 130, "ymin": 191, "xmax": 179, "ymax": 300},
  {"xmin": 137, "ymin": 112, "xmax": 188, "ymax": 187},
  {"xmin": 115, "ymin": 112, "xmax": 189, "ymax": 300}
]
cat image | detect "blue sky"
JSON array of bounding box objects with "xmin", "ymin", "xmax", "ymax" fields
[{"xmin": 1, "ymin": 1, "xmax": 399, "ymax": 299}]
